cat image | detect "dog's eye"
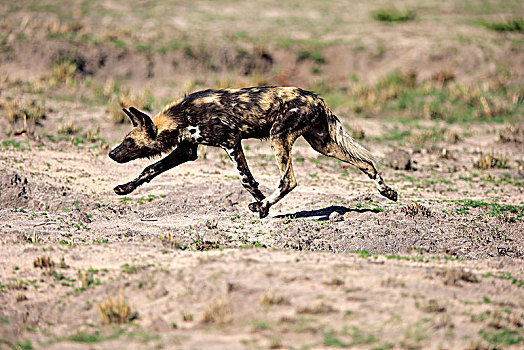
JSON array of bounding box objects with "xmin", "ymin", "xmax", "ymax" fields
[{"xmin": 124, "ymin": 138, "xmax": 137, "ymax": 148}]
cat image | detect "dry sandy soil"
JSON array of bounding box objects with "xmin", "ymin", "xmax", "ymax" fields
[{"xmin": 0, "ymin": 1, "xmax": 523, "ymax": 349}]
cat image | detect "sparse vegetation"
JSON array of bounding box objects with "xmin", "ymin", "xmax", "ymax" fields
[
  {"xmin": 371, "ymin": 8, "xmax": 416, "ymax": 23},
  {"xmin": 97, "ymin": 289, "xmax": 137, "ymax": 325},
  {"xmin": 297, "ymin": 302, "xmax": 336, "ymax": 315},
  {"xmin": 201, "ymin": 299, "xmax": 230, "ymax": 324},
  {"xmin": 479, "ymin": 18, "xmax": 524, "ymax": 32},
  {"xmin": 401, "ymin": 203, "xmax": 431, "ymax": 217},
  {"xmin": 33, "ymin": 256, "xmax": 54, "ymax": 269},
  {"xmin": 474, "ymin": 152, "xmax": 508, "ymax": 169},
  {"xmin": 259, "ymin": 289, "xmax": 290, "ymax": 306}
]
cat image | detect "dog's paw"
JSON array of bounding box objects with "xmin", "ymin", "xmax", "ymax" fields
[
  {"xmin": 248, "ymin": 201, "xmax": 262, "ymax": 213},
  {"xmin": 380, "ymin": 187, "xmax": 398, "ymax": 202},
  {"xmin": 248, "ymin": 201, "xmax": 270, "ymax": 219},
  {"xmin": 114, "ymin": 183, "xmax": 135, "ymax": 195}
]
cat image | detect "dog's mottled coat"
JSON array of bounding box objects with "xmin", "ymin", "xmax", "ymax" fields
[{"xmin": 109, "ymin": 86, "xmax": 398, "ymax": 218}]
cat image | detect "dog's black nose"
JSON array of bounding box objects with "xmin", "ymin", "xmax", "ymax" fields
[{"xmin": 108, "ymin": 149, "xmax": 116, "ymax": 161}]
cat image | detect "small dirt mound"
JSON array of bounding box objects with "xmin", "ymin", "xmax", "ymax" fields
[
  {"xmin": 0, "ymin": 173, "xmax": 94, "ymax": 211},
  {"xmin": 388, "ymin": 149, "xmax": 411, "ymax": 170},
  {"xmin": 498, "ymin": 124, "xmax": 524, "ymax": 144},
  {"xmin": 0, "ymin": 173, "xmax": 32, "ymax": 209}
]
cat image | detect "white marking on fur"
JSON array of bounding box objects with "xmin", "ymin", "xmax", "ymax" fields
[
  {"xmin": 289, "ymin": 108, "xmax": 299, "ymax": 113},
  {"xmin": 179, "ymin": 126, "xmax": 202, "ymax": 142},
  {"xmin": 190, "ymin": 126, "xmax": 201, "ymax": 140}
]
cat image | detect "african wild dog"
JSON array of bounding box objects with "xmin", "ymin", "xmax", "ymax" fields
[{"xmin": 108, "ymin": 87, "xmax": 398, "ymax": 218}]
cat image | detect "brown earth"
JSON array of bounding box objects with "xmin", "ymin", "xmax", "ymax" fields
[{"xmin": 1, "ymin": 1, "xmax": 524, "ymax": 349}]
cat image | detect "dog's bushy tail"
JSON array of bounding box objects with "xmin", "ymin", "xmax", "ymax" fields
[{"xmin": 327, "ymin": 113, "xmax": 376, "ymax": 165}]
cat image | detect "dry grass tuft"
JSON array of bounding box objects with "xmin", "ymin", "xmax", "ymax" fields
[
  {"xmin": 0, "ymin": 98, "xmax": 46, "ymax": 125},
  {"xmin": 16, "ymin": 293, "xmax": 28, "ymax": 302},
  {"xmin": 381, "ymin": 276, "xmax": 406, "ymax": 288},
  {"xmin": 201, "ymin": 298, "xmax": 231, "ymax": 324},
  {"xmin": 33, "ymin": 255, "xmax": 54, "ymax": 269},
  {"xmin": 297, "ymin": 301, "xmax": 336, "ymax": 314},
  {"xmin": 8, "ymin": 280, "xmax": 26, "ymax": 290},
  {"xmin": 46, "ymin": 20, "xmax": 85, "ymax": 37},
  {"xmin": 474, "ymin": 152, "xmax": 508, "ymax": 169},
  {"xmin": 436, "ymin": 268, "xmax": 478, "ymax": 286},
  {"xmin": 79, "ymin": 270, "xmax": 94, "ymax": 288},
  {"xmin": 181, "ymin": 311, "xmax": 194, "ymax": 322},
  {"xmin": 161, "ymin": 232, "xmax": 187, "ymax": 250},
  {"xmin": 322, "ymin": 277, "xmax": 344, "ymax": 286},
  {"xmin": 57, "ymin": 120, "xmax": 79, "ymax": 135},
  {"xmin": 259, "ymin": 289, "xmax": 290, "ymax": 306},
  {"xmin": 350, "ymin": 125, "xmax": 366, "ymax": 140},
  {"xmin": 417, "ymin": 299, "xmax": 446, "ymax": 313},
  {"xmin": 432, "ymin": 69, "xmax": 455, "ymax": 86},
  {"xmin": 50, "ymin": 61, "xmax": 77, "ymax": 85},
  {"xmin": 401, "ymin": 203, "xmax": 431, "ymax": 217},
  {"xmin": 97, "ymin": 289, "xmax": 137, "ymax": 325}
]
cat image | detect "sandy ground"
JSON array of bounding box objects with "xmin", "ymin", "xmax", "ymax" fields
[
  {"xmin": 1, "ymin": 0, "xmax": 524, "ymax": 349},
  {"xmin": 0, "ymin": 122, "xmax": 523, "ymax": 349}
]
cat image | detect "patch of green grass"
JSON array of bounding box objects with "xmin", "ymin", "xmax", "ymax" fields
[
  {"xmin": 13, "ymin": 341, "xmax": 33, "ymax": 350},
  {"xmin": 455, "ymin": 200, "xmax": 524, "ymax": 218},
  {"xmin": 64, "ymin": 329, "xmax": 125, "ymax": 343},
  {"xmin": 346, "ymin": 69, "xmax": 522, "ymax": 123},
  {"xmin": 479, "ymin": 18, "xmax": 524, "ymax": 32},
  {"xmin": 296, "ymin": 50, "xmax": 326, "ymax": 64},
  {"xmin": 479, "ymin": 328, "xmax": 523, "ymax": 346},
  {"xmin": 371, "ymin": 8, "xmax": 416, "ymax": 23},
  {"xmin": 372, "ymin": 126, "xmax": 411, "ymax": 143},
  {"xmin": 126, "ymin": 330, "xmax": 161, "ymax": 343},
  {"xmin": 348, "ymin": 250, "xmax": 371, "ymax": 259},
  {"xmin": 135, "ymin": 42, "xmax": 152, "ymax": 53},
  {"xmin": 323, "ymin": 327, "xmax": 377, "ymax": 348},
  {"xmin": 3, "ymin": 139, "xmax": 21, "ymax": 148},
  {"xmin": 252, "ymin": 320, "xmax": 270, "ymax": 331},
  {"xmin": 112, "ymin": 38, "xmax": 126, "ymax": 48},
  {"xmin": 482, "ymin": 272, "xmax": 524, "ymax": 287},
  {"xmin": 121, "ymin": 263, "xmax": 153, "ymax": 274},
  {"xmin": 324, "ymin": 333, "xmax": 348, "ymax": 347}
]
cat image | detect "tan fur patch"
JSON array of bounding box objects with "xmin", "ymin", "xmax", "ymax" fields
[
  {"xmin": 225, "ymin": 88, "xmax": 241, "ymax": 93},
  {"xmin": 153, "ymin": 113, "xmax": 177, "ymax": 133},
  {"xmin": 238, "ymin": 94, "xmax": 251, "ymax": 103},
  {"xmin": 194, "ymin": 94, "xmax": 221, "ymax": 105},
  {"xmin": 127, "ymin": 129, "xmax": 149, "ymax": 147},
  {"xmin": 277, "ymin": 87, "xmax": 300, "ymax": 100},
  {"xmin": 259, "ymin": 91, "xmax": 273, "ymax": 111}
]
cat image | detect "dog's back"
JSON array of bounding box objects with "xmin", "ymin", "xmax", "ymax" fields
[{"xmin": 159, "ymin": 86, "xmax": 329, "ymax": 141}]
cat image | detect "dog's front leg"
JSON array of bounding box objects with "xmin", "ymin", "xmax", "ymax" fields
[
  {"xmin": 114, "ymin": 142, "xmax": 198, "ymax": 195},
  {"xmin": 223, "ymin": 144, "xmax": 266, "ymax": 203}
]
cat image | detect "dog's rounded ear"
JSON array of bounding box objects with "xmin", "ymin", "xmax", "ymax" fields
[
  {"xmin": 122, "ymin": 108, "xmax": 139, "ymax": 127},
  {"xmin": 129, "ymin": 107, "xmax": 157, "ymax": 138}
]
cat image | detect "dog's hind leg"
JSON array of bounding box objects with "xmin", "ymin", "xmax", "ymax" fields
[
  {"xmin": 303, "ymin": 119, "xmax": 397, "ymax": 201},
  {"xmin": 223, "ymin": 144, "xmax": 265, "ymax": 202},
  {"xmin": 249, "ymin": 134, "xmax": 298, "ymax": 218},
  {"xmin": 114, "ymin": 141, "xmax": 198, "ymax": 195}
]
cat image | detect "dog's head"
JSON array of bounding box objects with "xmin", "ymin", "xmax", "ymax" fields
[{"xmin": 108, "ymin": 107, "xmax": 159, "ymax": 163}]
